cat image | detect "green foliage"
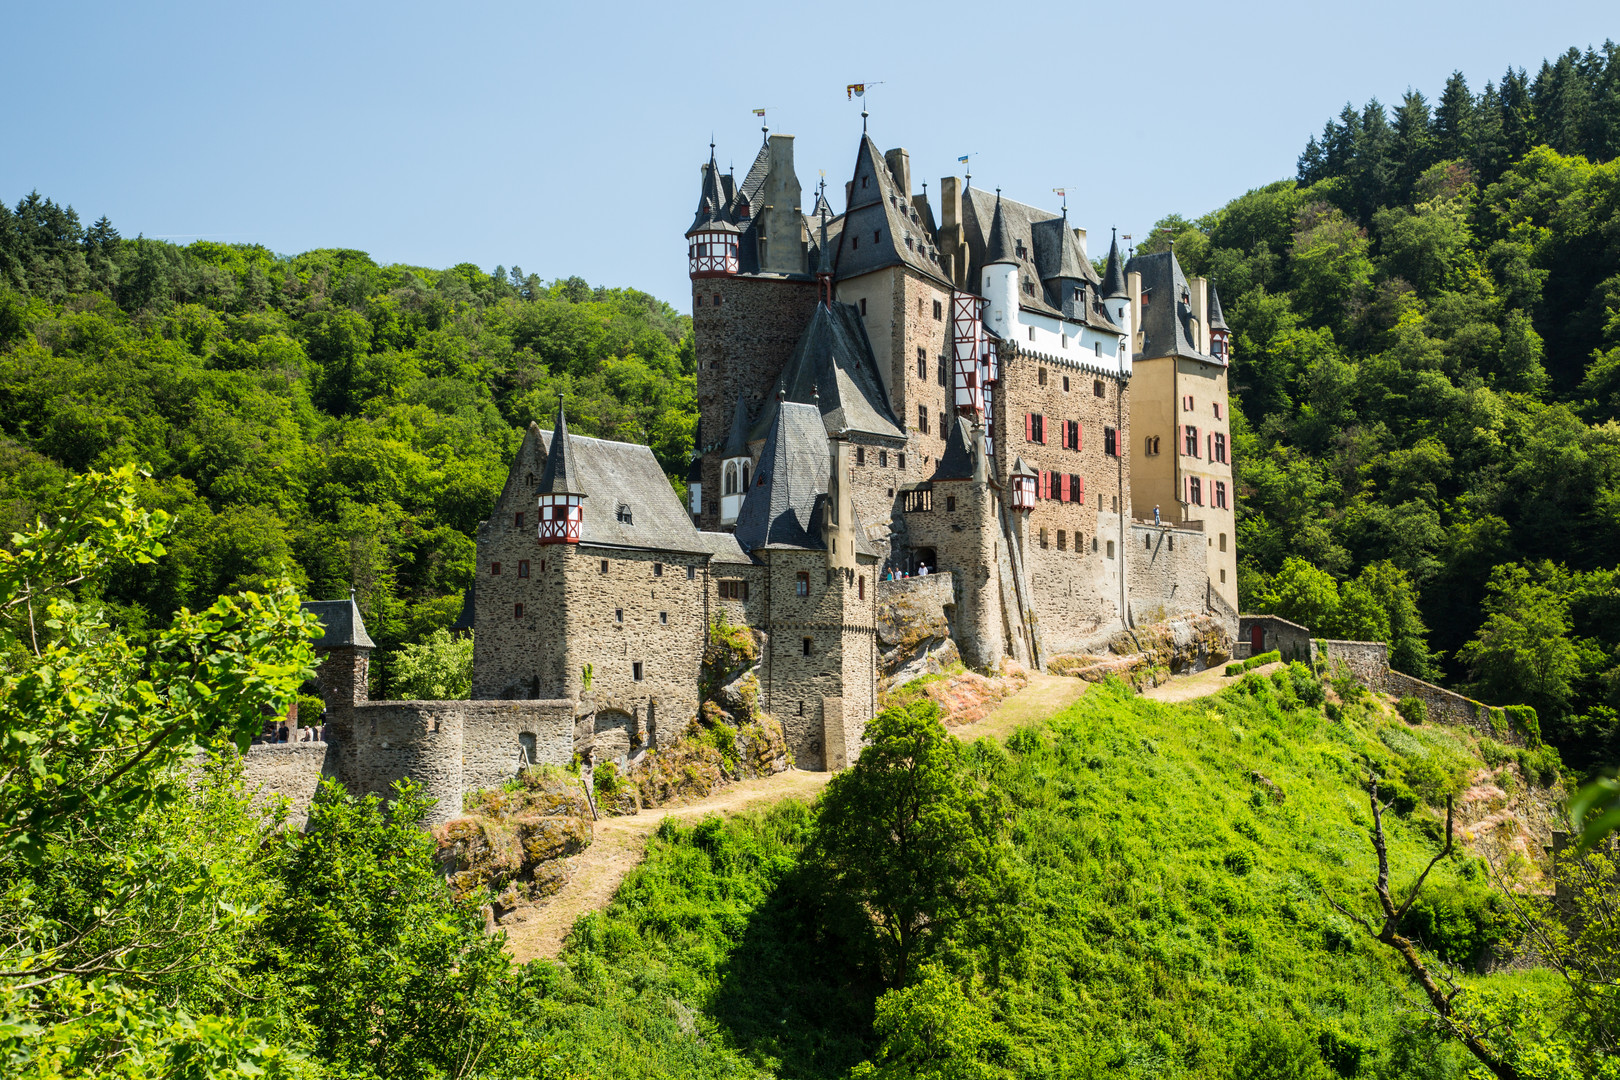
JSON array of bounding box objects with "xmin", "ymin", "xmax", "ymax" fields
[
  {"xmin": 1397, "ymin": 696, "xmax": 1429, "ymax": 725},
  {"xmin": 388, "ymin": 626, "xmax": 473, "ymax": 700},
  {"xmin": 1226, "ymin": 649, "xmax": 1281, "ymax": 676},
  {"xmin": 1502, "ymin": 703, "xmax": 1541, "ymax": 744}
]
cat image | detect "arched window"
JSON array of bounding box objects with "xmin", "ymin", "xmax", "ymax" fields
[
  {"xmin": 724, "ymin": 463, "xmax": 738, "ymax": 495},
  {"xmin": 741, "ymin": 462, "xmax": 751, "ymax": 489}
]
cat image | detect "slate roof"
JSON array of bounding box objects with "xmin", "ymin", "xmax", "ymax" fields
[
  {"xmin": 450, "ymin": 585, "xmax": 475, "ymax": 632},
  {"xmin": 734, "ymin": 142, "xmax": 772, "ymax": 218},
  {"xmin": 722, "ymin": 391, "xmax": 751, "ymax": 458},
  {"xmin": 1124, "ymin": 249, "xmax": 1220, "ymax": 364},
  {"xmin": 536, "ymin": 401, "xmax": 585, "ymax": 496},
  {"xmin": 931, "ymin": 414, "xmax": 977, "ymax": 481},
  {"xmin": 961, "ymin": 187, "xmax": 1118, "ymax": 331},
  {"xmin": 734, "ymin": 402, "xmax": 829, "ymax": 552},
  {"xmin": 1100, "ymin": 229, "xmax": 1128, "ymax": 299},
  {"xmin": 697, "ymin": 530, "xmax": 752, "ymax": 565},
  {"xmin": 302, "ymin": 598, "xmax": 376, "ymax": 649},
  {"xmin": 1208, "ymin": 283, "xmax": 1228, "ymax": 330},
  {"xmin": 535, "ymin": 428, "xmax": 708, "ymax": 553},
  {"xmin": 832, "ymin": 135, "xmax": 950, "ymax": 287},
  {"xmin": 687, "ymin": 149, "xmax": 734, "ymax": 236},
  {"xmin": 748, "ymin": 300, "xmax": 903, "ymax": 442}
]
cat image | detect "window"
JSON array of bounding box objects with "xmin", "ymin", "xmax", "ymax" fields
[
  {"xmin": 1219, "ymin": 532, "xmax": 1228, "ymax": 552},
  {"xmin": 853, "ymin": 235, "xmax": 859, "ymax": 249},
  {"xmin": 1221, "ymin": 568, "xmax": 1227, "ymax": 583},
  {"xmin": 687, "ymin": 565, "xmax": 696, "ymax": 580},
  {"xmin": 616, "ymin": 503, "xmax": 633, "ymax": 524},
  {"xmin": 654, "ymin": 562, "xmax": 663, "ymax": 577},
  {"xmin": 1215, "ymin": 482, "xmax": 1228, "ymax": 510},
  {"xmin": 1145, "ymin": 535, "xmax": 1152, "ymax": 549},
  {"xmin": 1183, "ymin": 395, "xmax": 1194, "ymax": 411},
  {"xmin": 1026, "ymin": 413, "xmax": 1045, "ymax": 443},
  {"xmin": 1107, "ymin": 540, "xmax": 1115, "ymax": 559},
  {"xmin": 898, "ymin": 452, "xmax": 906, "ymax": 470},
  {"xmin": 1061, "ymin": 334, "xmax": 1067, "ymax": 348},
  {"xmin": 858, "ymin": 575, "xmax": 865, "ymax": 600},
  {"xmin": 660, "ymin": 611, "xmax": 668, "ymax": 624},
  {"xmin": 1213, "ymin": 432, "xmax": 1227, "ymax": 464},
  {"xmin": 491, "ymin": 561, "xmax": 502, "ymax": 575},
  {"xmin": 1039, "ymin": 526, "xmax": 1048, "ymax": 549},
  {"xmin": 918, "ymin": 406, "xmax": 929, "ymax": 434},
  {"xmin": 518, "ymin": 560, "xmax": 530, "ymax": 578},
  {"xmin": 1213, "ymin": 401, "xmax": 1223, "ymax": 419},
  {"xmin": 937, "ymin": 356, "xmax": 948, "ymax": 387},
  {"xmin": 514, "ymin": 511, "xmax": 525, "ymax": 528},
  {"xmin": 1057, "ymin": 529, "xmax": 1066, "ymax": 550},
  {"xmin": 514, "ymin": 602, "xmax": 524, "ymax": 618},
  {"xmin": 906, "ymin": 236, "xmax": 913, "ymax": 250},
  {"xmin": 1069, "ymin": 473, "xmax": 1083, "ymax": 503},
  {"xmin": 632, "ymin": 661, "xmax": 643, "ymax": 681},
  {"xmin": 1039, "ymin": 367, "xmax": 1048, "ymax": 386},
  {"xmin": 1145, "ymin": 435, "xmax": 1160, "ymax": 456},
  {"xmin": 600, "ymin": 560, "xmax": 609, "ymax": 573},
  {"xmin": 879, "ymin": 450, "xmax": 888, "ymax": 467},
  {"xmin": 798, "ymin": 701, "xmax": 805, "ymax": 716},
  {"xmin": 1093, "ymin": 536, "xmax": 1099, "ymax": 552},
  {"xmin": 856, "ymin": 446, "xmax": 866, "ymax": 465},
  {"xmin": 802, "ymin": 636, "xmax": 813, "ymax": 656},
  {"xmin": 917, "ymin": 348, "xmax": 927, "ymax": 379},
  {"xmin": 540, "ymin": 559, "xmax": 546, "ymax": 573},
  {"xmin": 1063, "ymin": 419, "xmax": 1080, "ymax": 450},
  {"xmin": 615, "ymin": 608, "xmax": 623, "ymax": 622},
  {"xmin": 713, "ymin": 294, "xmax": 722, "ymax": 306},
  {"xmin": 1104, "ymin": 426, "xmax": 1118, "ymax": 456},
  {"xmin": 719, "ymin": 579, "xmax": 748, "ymax": 600},
  {"xmin": 859, "ymin": 297, "xmax": 867, "ymax": 315},
  {"xmin": 695, "ymin": 296, "xmax": 703, "ymax": 306},
  {"xmin": 1094, "ymin": 379, "xmax": 1105, "ymax": 398},
  {"xmin": 526, "ymin": 472, "xmax": 535, "ymax": 487},
  {"xmin": 1028, "ymin": 326, "xmax": 1036, "ymax": 341},
  {"xmin": 1094, "ymin": 342, "xmax": 1101, "ymax": 357},
  {"xmin": 946, "ymin": 495, "xmax": 956, "ymax": 512},
  {"xmin": 1063, "ymin": 376, "xmax": 1070, "ymax": 392},
  {"xmin": 862, "ymin": 175, "xmax": 868, "ymax": 189},
  {"xmin": 939, "ymin": 412, "xmax": 947, "ymax": 435},
  {"xmin": 933, "ymin": 299, "xmax": 943, "ymax": 319},
  {"xmin": 795, "ymin": 572, "xmax": 809, "ymax": 597},
  {"xmin": 1190, "ymin": 477, "xmax": 1203, "ymax": 506},
  {"xmin": 1184, "ymin": 426, "xmax": 1200, "ymax": 456},
  {"xmin": 874, "ymin": 231, "xmax": 880, "ymax": 243}
]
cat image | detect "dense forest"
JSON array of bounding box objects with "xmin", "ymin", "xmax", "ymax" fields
[
  {"xmin": 0, "ymin": 208, "xmax": 694, "ymax": 692},
  {"xmin": 1145, "ymin": 43, "xmax": 1620, "ymax": 775}
]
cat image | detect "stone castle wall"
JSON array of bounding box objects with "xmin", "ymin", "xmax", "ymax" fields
[
  {"xmin": 900, "ymin": 482, "xmax": 1004, "ymax": 668},
  {"xmin": 1125, "ymin": 521, "xmax": 1208, "ymax": 627},
  {"xmin": 238, "ymin": 742, "xmax": 335, "ymax": 829}
]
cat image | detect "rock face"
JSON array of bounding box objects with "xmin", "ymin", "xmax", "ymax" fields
[
  {"xmin": 876, "ymin": 574, "xmax": 956, "ymax": 679},
  {"xmin": 434, "ymin": 767, "xmax": 593, "ymax": 910},
  {"xmin": 1047, "ymin": 613, "xmax": 1232, "ymax": 689}
]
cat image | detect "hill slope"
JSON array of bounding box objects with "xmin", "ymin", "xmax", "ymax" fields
[{"xmin": 520, "ymin": 669, "xmax": 1569, "ymax": 1080}]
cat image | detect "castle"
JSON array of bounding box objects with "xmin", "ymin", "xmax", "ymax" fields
[{"xmin": 268, "ymin": 122, "xmax": 1241, "ymax": 822}]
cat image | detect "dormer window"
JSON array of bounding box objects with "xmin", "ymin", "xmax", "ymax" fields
[
  {"xmin": 1181, "ymin": 287, "xmax": 1190, "ymax": 306},
  {"xmin": 1141, "ymin": 290, "xmax": 1152, "ymax": 308},
  {"xmin": 1073, "ymin": 287, "xmax": 1082, "ymax": 301},
  {"xmin": 906, "ymin": 236, "xmax": 913, "ymax": 250},
  {"xmin": 1015, "ymin": 240, "xmax": 1027, "ymax": 259},
  {"xmin": 616, "ymin": 503, "xmax": 633, "ymax": 524}
]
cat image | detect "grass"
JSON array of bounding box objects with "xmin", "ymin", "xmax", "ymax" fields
[{"xmin": 518, "ymin": 669, "xmax": 1561, "ymax": 1079}]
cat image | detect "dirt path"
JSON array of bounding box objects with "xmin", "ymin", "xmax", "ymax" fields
[
  {"xmin": 503, "ymin": 672, "xmax": 1092, "ymax": 964},
  {"xmin": 1140, "ymin": 661, "xmax": 1282, "ymax": 704}
]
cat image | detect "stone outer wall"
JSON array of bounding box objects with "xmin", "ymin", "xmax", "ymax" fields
[
  {"xmin": 1314, "ymin": 639, "xmax": 1390, "ymax": 687},
  {"xmin": 460, "ymin": 700, "xmax": 578, "ymax": 791},
  {"xmin": 900, "ymin": 481, "xmax": 1004, "ymax": 668},
  {"xmin": 239, "ymin": 742, "xmax": 335, "ymax": 829},
  {"xmin": 1382, "ymin": 670, "xmax": 1524, "ymax": 745},
  {"xmin": 1239, "ymin": 614, "xmax": 1314, "ymax": 663},
  {"xmin": 694, "ymin": 275, "xmax": 820, "ymax": 530},
  {"xmin": 1125, "ymin": 521, "xmax": 1208, "ymax": 627}
]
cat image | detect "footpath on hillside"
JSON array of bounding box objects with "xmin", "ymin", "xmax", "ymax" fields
[{"xmin": 500, "ymin": 669, "xmax": 1187, "ymax": 963}]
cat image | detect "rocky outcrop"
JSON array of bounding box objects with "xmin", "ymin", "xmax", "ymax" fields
[
  {"xmin": 434, "ymin": 767, "xmax": 594, "ymax": 914},
  {"xmin": 883, "ymin": 658, "xmax": 1029, "ymax": 729},
  {"xmin": 1048, "ymin": 613, "xmax": 1232, "ymax": 690},
  {"xmin": 876, "ymin": 574, "xmax": 955, "ymax": 677}
]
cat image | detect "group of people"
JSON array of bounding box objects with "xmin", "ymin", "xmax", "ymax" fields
[{"xmin": 882, "ymin": 564, "xmax": 931, "ymax": 581}]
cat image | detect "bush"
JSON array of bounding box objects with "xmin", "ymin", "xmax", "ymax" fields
[
  {"xmin": 1397, "ymin": 882, "xmax": 1511, "ymax": 968},
  {"xmin": 1396, "ymin": 696, "xmax": 1428, "ymax": 725},
  {"xmin": 1502, "ymin": 704, "xmax": 1541, "ymax": 744},
  {"xmin": 1289, "ymin": 661, "xmax": 1326, "ymax": 707},
  {"xmin": 1478, "ymin": 738, "xmax": 1513, "ymax": 768},
  {"xmin": 1516, "ymin": 744, "xmax": 1562, "ymax": 787},
  {"xmin": 1226, "ymin": 649, "xmax": 1281, "ymax": 676}
]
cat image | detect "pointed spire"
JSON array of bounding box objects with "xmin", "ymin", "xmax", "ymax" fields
[
  {"xmin": 723, "ymin": 390, "xmax": 751, "ymax": 458},
  {"xmin": 816, "ymin": 205, "xmax": 834, "ymax": 299},
  {"xmin": 536, "ymin": 395, "xmax": 586, "ymax": 496},
  {"xmin": 1207, "ymin": 283, "xmax": 1228, "ymax": 330},
  {"xmin": 687, "ymin": 142, "xmax": 736, "ymax": 237},
  {"xmin": 985, "ymin": 189, "xmax": 1016, "ymax": 266},
  {"xmin": 1101, "ymin": 227, "xmax": 1128, "ymax": 299}
]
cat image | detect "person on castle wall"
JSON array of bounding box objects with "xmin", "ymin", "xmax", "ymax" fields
[
  {"xmin": 919, "ymin": 564, "xmax": 930, "ymax": 576},
  {"xmin": 1154, "ymin": 504, "xmax": 1161, "ymax": 526}
]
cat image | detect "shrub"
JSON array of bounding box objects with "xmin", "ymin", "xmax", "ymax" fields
[
  {"xmin": 1516, "ymin": 744, "xmax": 1562, "ymax": 787},
  {"xmin": 1397, "ymin": 882, "xmax": 1511, "ymax": 968},
  {"xmin": 1478, "ymin": 738, "xmax": 1513, "ymax": 768},
  {"xmin": 1226, "ymin": 649, "xmax": 1281, "ymax": 676},
  {"xmin": 1289, "ymin": 661, "xmax": 1326, "ymax": 707},
  {"xmin": 1502, "ymin": 704, "xmax": 1541, "ymax": 744},
  {"xmin": 1396, "ymin": 696, "xmax": 1428, "ymax": 725}
]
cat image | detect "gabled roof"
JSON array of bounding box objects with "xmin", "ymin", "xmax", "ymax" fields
[
  {"xmin": 1009, "ymin": 454, "xmax": 1038, "ymax": 479},
  {"xmin": 1100, "ymin": 229, "xmax": 1128, "ymax": 299},
  {"xmin": 538, "ymin": 428, "xmax": 707, "ymax": 552},
  {"xmin": 749, "ymin": 300, "xmax": 903, "ymax": 442},
  {"xmin": 1124, "ymin": 249, "xmax": 1220, "ymax": 364},
  {"xmin": 962, "ymin": 187, "xmax": 1115, "ymax": 331},
  {"xmin": 697, "ymin": 530, "xmax": 752, "ymax": 565},
  {"xmin": 931, "ymin": 415, "xmax": 977, "ymax": 481},
  {"xmin": 734, "ymin": 402, "xmax": 829, "ymax": 552},
  {"xmin": 1034, "ymin": 213, "xmax": 1091, "ymax": 282},
  {"xmin": 831, "ymin": 135, "xmax": 949, "ymax": 286},
  {"xmin": 537, "ymin": 401, "xmax": 585, "ymax": 496},
  {"xmin": 302, "ymin": 598, "xmax": 376, "ymax": 649}
]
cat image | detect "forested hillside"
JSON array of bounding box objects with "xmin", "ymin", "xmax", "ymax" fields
[
  {"xmin": 0, "ymin": 206, "xmax": 694, "ymax": 690},
  {"xmin": 1147, "ymin": 43, "xmax": 1620, "ymax": 774}
]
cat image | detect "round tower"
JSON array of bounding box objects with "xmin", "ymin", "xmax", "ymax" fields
[
  {"xmin": 980, "ymin": 190, "xmax": 1020, "ymax": 342},
  {"xmin": 687, "ymin": 144, "xmax": 740, "ymax": 278},
  {"xmin": 537, "ymin": 398, "xmax": 586, "ymax": 544},
  {"xmin": 1208, "ymin": 284, "xmax": 1232, "ymax": 363}
]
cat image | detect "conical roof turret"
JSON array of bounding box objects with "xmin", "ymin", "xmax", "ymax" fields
[
  {"xmin": 536, "ymin": 398, "xmax": 586, "ymax": 496},
  {"xmin": 1041, "ymin": 209, "xmax": 1090, "ymax": 283},
  {"xmin": 1101, "ymin": 228, "xmax": 1128, "ymax": 299},
  {"xmin": 1009, "ymin": 453, "xmax": 1038, "ymax": 479},
  {"xmin": 722, "ymin": 391, "xmax": 751, "ymax": 458},
  {"xmin": 1207, "ymin": 283, "xmax": 1228, "ymax": 330},
  {"xmin": 984, "ymin": 190, "xmax": 1016, "ymax": 266},
  {"xmin": 686, "ymin": 144, "xmax": 737, "ymax": 237},
  {"xmin": 815, "ymin": 206, "xmax": 833, "ymax": 279}
]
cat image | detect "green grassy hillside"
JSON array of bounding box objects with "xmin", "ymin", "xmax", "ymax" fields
[{"xmin": 525, "ymin": 669, "xmax": 1574, "ymax": 1080}]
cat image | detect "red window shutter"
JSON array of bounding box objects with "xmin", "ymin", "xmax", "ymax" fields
[
  {"xmin": 1059, "ymin": 473, "xmax": 1069, "ymax": 501},
  {"xmin": 1042, "ymin": 471, "xmax": 1051, "ymax": 500},
  {"xmin": 1207, "ymin": 433, "xmax": 1213, "ymax": 460},
  {"xmin": 1178, "ymin": 425, "xmax": 1184, "ymax": 455},
  {"xmin": 1025, "ymin": 413, "xmax": 1033, "ymax": 442},
  {"xmin": 1078, "ymin": 475, "xmax": 1086, "ymax": 503},
  {"xmin": 1077, "ymin": 423, "xmax": 1083, "ymax": 452},
  {"xmin": 1039, "ymin": 414, "xmax": 1048, "ymax": 444}
]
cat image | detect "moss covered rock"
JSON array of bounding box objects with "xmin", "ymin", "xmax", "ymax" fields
[{"xmin": 435, "ymin": 766, "xmax": 594, "ymax": 902}]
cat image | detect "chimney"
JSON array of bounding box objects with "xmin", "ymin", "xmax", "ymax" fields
[
  {"xmin": 884, "ymin": 147, "xmax": 911, "ymax": 198},
  {"xmin": 1073, "ymin": 226, "xmax": 1088, "ymax": 260},
  {"xmin": 761, "ymin": 135, "xmax": 804, "ymax": 275},
  {"xmin": 1128, "ymin": 271, "xmax": 1143, "ymax": 352},
  {"xmin": 940, "ymin": 176, "xmax": 966, "ymax": 288}
]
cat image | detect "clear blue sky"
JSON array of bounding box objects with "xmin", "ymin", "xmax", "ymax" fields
[{"xmin": 2, "ymin": 0, "xmax": 1614, "ymax": 308}]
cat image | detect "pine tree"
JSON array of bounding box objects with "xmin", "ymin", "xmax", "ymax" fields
[
  {"xmin": 1472, "ymin": 81, "xmax": 1509, "ymax": 183},
  {"xmin": 1391, "ymin": 90, "xmax": 1436, "ymax": 203},
  {"xmin": 1498, "ymin": 66, "xmax": 1535, "ymax": 163},
  {"xmin": 1348, "ymin": 99, "xmax": 1395, "ymax": 222},
  {"xmin": 1433, "ymin": 71, "xmax": 1477, "ymax": 163}
]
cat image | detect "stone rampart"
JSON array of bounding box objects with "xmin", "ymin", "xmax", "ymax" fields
[
  {"xmin": 1239, "ymin": 614, "xmax": 1313, "ymax": 663},
  {"xmin": 1382, "ymin": 670, "xmax": 1524, "ymax": 746},
  {"xmin": 1313, "ymin": 639, "xmax": 1390, "ymax": 687},
  {"xmin": 460, "ymin": 699, "xmax": 577, "ymax": 791},
  {"xmin": 239, "ymin": 741, "xmax": 335, "ymax": 829}
]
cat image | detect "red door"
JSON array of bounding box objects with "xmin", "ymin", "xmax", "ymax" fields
[{"xmin": 1250, "ymin": 625, "xmax": 1264, "ymax": 654}]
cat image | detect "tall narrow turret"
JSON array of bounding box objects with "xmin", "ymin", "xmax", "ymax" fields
[
  {"xmin": 981, "ymin": 191, "xmax": 1020, "ymax": 342},
  {"xmin": 687, "ymin": 145, "xmax": 740, "ymax": 278},
  {"xmin": 536, "ymin": 398, "xmax": 586, "ymax": 544}
]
